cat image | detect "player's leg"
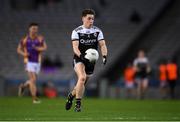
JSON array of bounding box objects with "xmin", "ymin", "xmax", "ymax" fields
[
  {"xmin": 66, "ymin": 63, "xmax": 86, "ymax": 111},
  {"xmin": 18, "ymin": 80, "xmax": 31, "ymax": 96},
  {"xmin": 169, "ymin": 81, "xmax": 176, "ymax": 99},
  {"xmin": 66, "ymin": 73, "xmax": 90, "ymax": 109},
  {"xmin": 159, "ymin": 81, "xmax": 168, "ymax": 99},
  {"xmin": 18, "ymin": 65, "xmax": 31, "ymax": 96},
  {"xmin": 141, "ymin": 78, "xmax": 148, "ymax": 98},
  {"xmin": 127, "ymin": 82, "xmax": 134, "ymax": 99},
  {"xmin": 66, "ymin": 59, "xmax": 92, "ymax": 111},
  {"xmin": 28, "ymin": 72, "xmax": 40, "ymax": 103},
  {"xmin": 74, "ymin": 63, "xmax": 87, "ymax": 112},
  {"xmin": 137, "ymin": 79, "xmax": 142, "ymax": 99},
  {"xmin": 70, "ymin": 76, "xmax": 89, "ymax": 97},
  {"xmin": 125, "ymin": 83, "xmax": 130, "ymax": 98},
  {"xmin": 75, "ymin": 63, "xmax": 86, "ymax": 97}
]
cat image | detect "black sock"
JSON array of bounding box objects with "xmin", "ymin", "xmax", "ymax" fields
[
  {"xmin": 76, "ymin": 98, "xmax": 81, "ymax": 106},
  {"xmin": 68, "ymin": 93, "xmax": 75, "ymax": 101}
]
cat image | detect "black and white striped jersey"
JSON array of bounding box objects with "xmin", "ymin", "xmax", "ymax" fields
[
  {"xmin": 133, "ymin": 57, "xmax": 149, "ymax": 72},
  {"xmin": 71, "ymin": 25, "xmax": 104, "ymax": 55}
]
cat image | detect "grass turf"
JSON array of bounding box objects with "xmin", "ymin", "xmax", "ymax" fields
[{"xmin": 0, "ymin": 97, "xmax": 180, "ymax": 121}]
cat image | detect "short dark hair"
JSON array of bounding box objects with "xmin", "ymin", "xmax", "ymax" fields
[
  {"xmin": 29, "ymin": 23, "xmax": 39, "ymax": 28},
  {"xmin": 82, "ymin": 9, "xmax": 95, "ymax": 17}
]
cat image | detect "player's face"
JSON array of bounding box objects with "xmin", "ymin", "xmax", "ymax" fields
[
  {"xmin": 138, "ymin": 51, "xmax": 145, "ymax": 58},
  {"xmin": 29, "ymin": 26, "xmax": 38, "ymax": 35},
  {"xmin": 82, "ymin": 14, "xmax": 94, "ymax": 27}
]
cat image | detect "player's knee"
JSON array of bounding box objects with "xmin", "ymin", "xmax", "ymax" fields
[
  {"xmin": 30, "ymin": 78, "xmax": 36, "ymax": 84},
  {"xmin": 78, "ymin": 75, "xmax": 86, "ymax": 84}
]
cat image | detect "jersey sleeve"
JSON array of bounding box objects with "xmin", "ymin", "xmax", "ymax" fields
[
  {"xmin": 98, "ymin": 30, "xmax": 104, "ymax": 41},
  {"xmin": 71, "ymin": 30, "xmax": 79, "ymax": 41},
  {"xmin": 20, "ymin": 37, "xmax": 27, "ymax": 47},
  {"xmin": 133, "ymin": 59, "xmax": 138, "ymax": 67},
  {"xmin": 145, "ymin": 57, "xmax": 150, "ymax": 65},
  {"xmin": 20, "ymin": 39, "xmax": 24, "ymax": 47}
]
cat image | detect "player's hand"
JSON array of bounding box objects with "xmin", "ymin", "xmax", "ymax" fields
[
  {"xmin": 23, "ymin": 52, "xmax": 29, "ymax": 57},
  {"xmin": 33, "ymin": 46, "xmax": 39, "ymax": 50},
  {"xmin": 146, "ymin": 66, "xmax": 151, "ymax": 73},
  {"xmin": 102, "ymin": 55, "xmax": 107, "ymax": 65},
  {"xmin": 80, "ymin": 53, "xmax": 90, "ymax": 64},
  {"xmin": 33, "ymin": 46, "xmax": 41, "ymax": 51}
]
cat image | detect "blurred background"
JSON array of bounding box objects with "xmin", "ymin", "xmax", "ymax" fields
[{"xmin": 0, "ymin": 0, "xmax": 180, "ymax": 99}]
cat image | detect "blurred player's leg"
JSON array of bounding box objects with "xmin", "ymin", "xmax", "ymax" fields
[
  {"xmin": 28, "ymin": 72, "xmax": 40, "ymax": 104},
  {"xmin": 141, "ymin": 79, "xmax": 148, "ymax": 98},
  {"xmin": 125, "ymin": 82, "xmax": 134, "ymax": 99},
  {"xmin": 18, "ymin": 80, "xmax": 30, "ymax": 97},
  {"xmin": 137, "ymin": 79, "xmax": 142, "ymax": 99},
  {"xmin": 168, "ymin": 81, "xmax": 176, "ymax": 99},
  {"xmin": 137, "ymin": 78, "xmax": 148, "ymax": 99}
]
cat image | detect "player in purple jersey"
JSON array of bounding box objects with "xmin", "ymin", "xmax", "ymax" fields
[{"xmin": 17, "ymin": 23, "xmax": 47, "ymax": 103}]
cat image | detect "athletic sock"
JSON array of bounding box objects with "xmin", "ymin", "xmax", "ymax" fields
[{"xmin": 76, "ymin": 98, "xmax": 81, "ymax": 106}]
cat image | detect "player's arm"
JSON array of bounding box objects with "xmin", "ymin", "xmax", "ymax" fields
[
  {"xmin": 98, "ymin": 29, "xmax": 107, "ymax": 65},
  {"xmin": 71, "ymin": 29, "xmax": 88, "ymax": 62},
  {"xmin": 72, "ymin": 41, "xmax": 89, "ymax": 63},
  {"xmin": 99, "ymin": 40, "xmax": 107, "ymax": 57},
  {"xmin": 146, "ymin": 61, "xmax": 151, "ymax": 73},
  {"xmin": 72, "ymin": 41, "xmax": 81, "ymax": 57},
  {"xmin": 99, "ymin": 40, "xmax": 108, "ymax": 65},
  {"xmin": 34, "ymin": 41, "xmax": 47, "ymax": 52},
  {"xmin": 17, "ymin": 40, "xmax": 28, "ymax": 57},
  {"xmin": 133, "ymin": 59, "xmax": 139, "ymax": 72},
  {"xmin": 71, "ymin": 30, "xmax": 81, "ymax": 57}
]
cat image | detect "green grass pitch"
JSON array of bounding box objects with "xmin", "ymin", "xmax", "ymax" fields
[{"xmin": 0, "ymin": 97, "xmax": 180, "ymax": 121}]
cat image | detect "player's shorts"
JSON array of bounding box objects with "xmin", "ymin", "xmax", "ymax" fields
[
  {"xmin": 73, "ymin": 55, "xmax": 95, "ymax": 75},
  {"xmin": 125, "ymin": 82, "xmax": 134, "ymax": 89},
  {"xmin": 136, "ymin": 71, "xmax": 148, "ymax": 79},
  {"xmin": 26, "ymin": 61, "xmax": 41, "ymax": 74}
]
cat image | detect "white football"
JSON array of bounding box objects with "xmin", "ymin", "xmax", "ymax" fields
[{"xmin": 85, "ymin": 48, "xmax": 99, "ymax": 62}]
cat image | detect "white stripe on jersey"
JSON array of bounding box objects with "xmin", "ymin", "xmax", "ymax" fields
[
  {"xmin": 133, "ymin": 57, "xmax": 149, "ymax": 67},
  {"xmin": 71, "ymin": 25, "xmax": 104, "ymax": 41}
]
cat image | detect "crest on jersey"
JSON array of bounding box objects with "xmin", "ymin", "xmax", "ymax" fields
[{"xmin": 94, "ymin": 32, "xmax": 97, "ymax": 37}]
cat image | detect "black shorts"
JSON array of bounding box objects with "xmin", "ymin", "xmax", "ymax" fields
[
  {"xmin": 136, "ymin": 71, "xmax": 148, "ymax": 79},
  {"xmin": 168, "ymin": 80, "xmax": 176, "ymax": 89},
  {"xmin": 73, "ymin": 55, "xmax": 95, "ymax": 75}
]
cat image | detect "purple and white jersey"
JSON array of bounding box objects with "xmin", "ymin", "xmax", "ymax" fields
[{"xmin": 21, "ymin": 35, "xmax": 44, "ymax": 63}]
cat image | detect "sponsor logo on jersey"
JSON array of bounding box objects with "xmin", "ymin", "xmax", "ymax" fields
[{"xmin": 80, "ymin": 39, "xmax": 97, "ymax": 44}]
